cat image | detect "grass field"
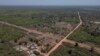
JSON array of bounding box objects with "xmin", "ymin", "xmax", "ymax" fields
[
  {"xmin": 69, "ymin": 27, "xmax": 100, "ymax": 46},
  {"xmin": 0, "ymin": 24, "xmax": 25, "ymax": 41},
  {"xmin": 50, "ymin": 43, "xmax": 100, "ymax": 56}
]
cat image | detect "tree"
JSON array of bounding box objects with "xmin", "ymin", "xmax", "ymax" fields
[
  {"xmin": 89, "ymin": 47, "xmax": 94, "ymax": 56},
  {"xmin": 68, "ymin": 50, "xmax": 72, "ymax": 55},
  {"xmin": 34, "ymin": 51, "xmax": 40, "ymax": 55},
  {"xmin": 74, "ymin": 42, "xmax": 78, "ymax": 47},
  {"xmin": 14, "ymin": 39, "xmax": 18, "ymax": 43},
  {"xmin": 0, "ymin": 39, "xmax": 5, "ymax": 43},
  {"xmin": 28, "ymin": 38, "xmax": 33, "ymax": 42}
]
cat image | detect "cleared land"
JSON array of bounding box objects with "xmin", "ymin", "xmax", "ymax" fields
[{"xmin": 44, "ymin": 12, "xmax": 82, "ymax": 56}]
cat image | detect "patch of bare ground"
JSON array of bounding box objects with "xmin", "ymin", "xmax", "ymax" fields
[{"xmin": 55, "ymin": 22, "xmax": 73, "ymax": 31}]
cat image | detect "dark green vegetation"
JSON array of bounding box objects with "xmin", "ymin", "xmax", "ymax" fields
[
  {"xmin": 69, "ymin": 27, "xmax": 100, "ymax": 45},
  {"xmin": 50, "ymin": 43, "xmax": 100, "ymax": 56},
  {"xmin": 0, "ymin": 24, "xmax": 25, "ymax": 41},
  {"xmin": 81, "ymin": 11, "xmax": 100, "ymax": 21},
  {"xmin": 0, "ymin": 9, "xmax": 79, "ymax": 35},
  {"xmin": 69, "ymin": 11, "xmax": 100, "ymax": 46}
]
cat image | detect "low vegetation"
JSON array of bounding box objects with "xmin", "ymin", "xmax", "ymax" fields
[
  {"xmin": 0, "ymin": 7, "xmax": 100, "ymax": 56},
  {"xmin": 0, "ymin": 24, "xmax": 25, "ymax": 56},
  {"xmin": 0, "ymin": 43, "xmax": 24, "ymax": 56},
  {"xmin": 69, "ymin": 11, "xmax": 100, "ymax": 46},
  {"xmin": 69, "ymin": 27, "xmax": 100, "ymax": 45},
  {"xmin": 0, "ymin": 9, "xmax": 79, "ymax": 35},
  {"xmin": 0, "ymin": 24, "xmax": 25, "ymax": 41},
  {"xmin": 50, "ymin": 43, "xmax": 100, "ymax": 56}
]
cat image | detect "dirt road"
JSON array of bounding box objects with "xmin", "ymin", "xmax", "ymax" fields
[
  {"xmin": 0, "ymin": 20, "xmax": 60, "ymax": 38},
  {"xmin": 0, "ymin": 21, "xmax": 42, "ymax": 34},
  {"xmin": 44, "ymin": 12, "xmax": 82, "ymax": 56},
  {"xmin": 64, "ymin": 39, "xmax": 100, "ymax": 54}
]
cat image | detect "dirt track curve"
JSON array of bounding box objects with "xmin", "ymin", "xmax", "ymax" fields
[{"xmin": 44, "ymin": 12, "xmax": 82, "ymax": 56}]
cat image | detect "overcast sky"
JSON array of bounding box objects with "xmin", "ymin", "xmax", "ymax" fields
[{"xmin": 0, "ymin": 0, "xmax": 100, "ymax": 6}]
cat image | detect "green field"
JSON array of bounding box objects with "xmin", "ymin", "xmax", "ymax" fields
[
  {"xmin": 50, "ymin": 43, "xmax": 100, "ymax": 56},
  {"xmin": 69, "ymin": 27, "xmax": 100, "ymax": 46},
  {"xmin": 0, "ymin": 24, "xmax": 25, "ymax": 41}
]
